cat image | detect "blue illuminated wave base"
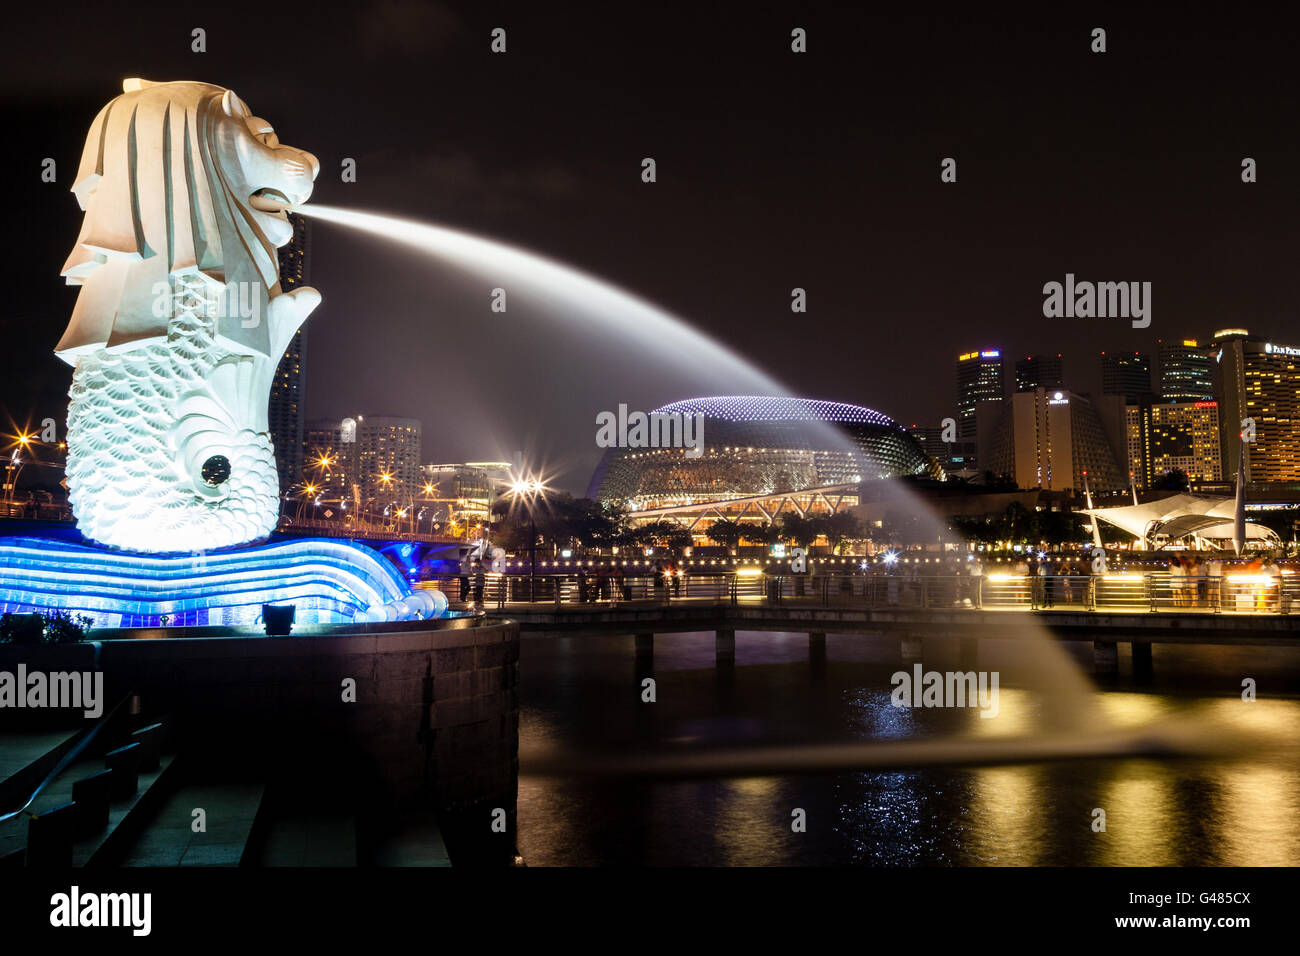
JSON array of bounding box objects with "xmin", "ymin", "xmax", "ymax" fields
[{"xmin": 0, "ymin": 536, "xmax": 447, "ymax": 627}]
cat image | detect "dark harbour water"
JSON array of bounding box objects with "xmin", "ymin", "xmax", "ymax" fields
[{"xmin": 515, "ymin": 631, "xmax": 1300, "ymax": 866}]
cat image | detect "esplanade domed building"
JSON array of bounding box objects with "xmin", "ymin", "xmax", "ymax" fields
[{"xmin": 588, "ymin": 396, "xmax": 942, "ymax": 526}]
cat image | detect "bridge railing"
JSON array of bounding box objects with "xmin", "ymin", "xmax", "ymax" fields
[
  {"xmin": 425, "ymin": 569, "xmax": 1297, "ymax": 615},
  {"xmin": 276, "ymin": 516, "xmax": 447, "ymax": 543}
]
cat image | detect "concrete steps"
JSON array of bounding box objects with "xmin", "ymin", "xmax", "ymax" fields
[
  {"xmin": 119, "ymin": 780, "xmax": 266, "ymax": 866},
  {"xmin": 0, "ymin": 727, "xmax": 83, "ymax": 815},
  {"xmin": 0, "ymin": 712, "xmax": 179, "ymax": 867},
  {"xmin": 4, "ymin": 722, "xmax": 455, "ymax": 868}
]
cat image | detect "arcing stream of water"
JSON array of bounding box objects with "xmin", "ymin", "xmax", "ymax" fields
[{"xmin": 290, "ymin": 202, "xmax": 1281, "ymax": 773}]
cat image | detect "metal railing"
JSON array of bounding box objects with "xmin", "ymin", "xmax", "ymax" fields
[
  {"xmin": 276, "ymin": 516, "xmax": 447, "ymax": 542},
  {"xmin": 424, "ymin": 570, "xmax": 1298, "ymax": 615}
]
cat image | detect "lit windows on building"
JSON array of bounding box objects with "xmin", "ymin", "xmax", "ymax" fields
[
  {"xmin": 955, "ymin": 349, "xmax": 1005, "ymax": 445},
  {"xmin": 1215, "ymin": 330, "xmax": 1300, "ymax": 487},
  {"xmin": 268, "ymin": 213, "xmax": 310, "ymax": 495},
  {"xmin": 1014, "ymin": 354, "xmax": 1064, "ymax": 393},
  {"xmin": 1100, "ymin": 351, "xmax": 1152, "ymax": 404},
  {"xmin": 1157, "ymin": 338, "xmax": 1214, "ymax": 402},
  {"xmin": 1125, "ymin": 401, "xmax": 1223, "ymax": 488}
]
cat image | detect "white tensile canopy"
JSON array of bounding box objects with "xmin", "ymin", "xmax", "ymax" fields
[{"xmin": 1083, "ymin": 494, "xmax": 1279, "ymax": 548}]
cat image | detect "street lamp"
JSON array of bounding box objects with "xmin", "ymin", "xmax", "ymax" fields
[
  {"xmin": 3, "ymin": 433, "xmax": 35, "ymax": 506},
  {"xmin": 296, "ymin": 483, "xmax": 318, "ymax": 520},
  {"xmin": 506, "ymin": 474, "xmax": 548, "ymax": 601}
]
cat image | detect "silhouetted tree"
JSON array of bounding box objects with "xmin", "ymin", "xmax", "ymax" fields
[
  {"xmin": 997, "ymin": 501, "xmax": 1035, "ymax": 543},
  {"xmin": 778, "ymin": 513, "xmax": 820, "ymax": 548},
  {"xmin": 982, "ymin": 471, "xmax": 1019, "ymax": 490},
  {"xmin": 819, "ymin": 511, "xmax": 865, "ymax": 552},
  {"xmin": 740, "ymin": 523, "xmax": 781, "ymax": 546},
  {"xmin": 1037, "ymin": 510, "xmax": 1087, "ymax": 546},
  {"xmin": 1150, "ymin": 468, "xmax": 1190, "ymax": 492}
]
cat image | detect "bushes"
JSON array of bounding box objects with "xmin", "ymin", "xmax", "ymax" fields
[{"xmin": 0, "ymin": 610, "xmax": 94, "ymax": 645}]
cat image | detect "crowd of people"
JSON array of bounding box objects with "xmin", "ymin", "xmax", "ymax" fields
[
  {"xmin": 574, "ymin": 563, "xmax": 633, "ymax": 604},
  {"xmin": 446, "ymin": 550, "xmax": 1290, "ymax": 612}
]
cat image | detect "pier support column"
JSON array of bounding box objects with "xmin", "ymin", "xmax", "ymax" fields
[
  {"xmin": 900, "ymin": 634, "xmax": 923, "ymax": 661},
  {"xmin": 716, "ymin": 628, "xmax": 736, "ymax": 665},
  {"xmin": 1093, "ymin": 641, "xmax": 1119, "ymax": 677},
  {"xmin": 1131, "ymin": 642, "xmax": 1153, "ymax": 682},
  {"xmin": 959, "ymin": 636, "xmax": 979, "ymax": 669},
  {"xmin": 634, "ymin": 633, "xmax": 654, "ymax": 681},
  {"xmin": 808, "ymin": 632, "xmax": 827, "ymax": 681}
]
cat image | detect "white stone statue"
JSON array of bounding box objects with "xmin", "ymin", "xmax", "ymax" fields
[{"xmin": 57, "ymin": 79, "xmax": 320, "ymax": 552}]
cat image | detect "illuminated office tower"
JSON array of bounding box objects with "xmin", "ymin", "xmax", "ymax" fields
[
  {"xmin": 418, "ymin": 462, "xmax": 513, "ymax": 538},
  {"xmin": 1014, "ymin": 354, "xmax": 1064, "ymax": 393},
  {"xmin": 1214, "ymin": 329, "xmax": 1300, "ymax": 487},
  {"xmin": 1125, "ymin": 401, "xmax": 1223, "ymax": 488},
  {"xmin": 1100, "ymin": 351, "xmax": 1152, "ymax": 404},
  {"xmin": 355, "ymin": 417, "xmax": 423, "ymax": 502},
  {"xmin": 304, "ymin": 417, "xmax": 356, "ymax": 498},
  {"xmin": 955, "ymin": 349, "xmax": 1005, "ymax": 445},
  {"xmin": 985, "ymin": 387, "xmax": 1124, "ymax": 492},
  {"xmin": 1157, "ymin": 337, "xmax": 1214, "ymax": 402},
  {"xmin": 268, "ymin": 213, "xmax": 310, "ymax": 494}
]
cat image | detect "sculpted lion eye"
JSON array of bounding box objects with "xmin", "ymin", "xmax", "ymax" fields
[
  {"xmin": 245, "ymin": 116, "xmax": 278, "ymax": 147},
  {"xmin": 201, "ymin": 455, "xmax": 232, "ymax": 486}
]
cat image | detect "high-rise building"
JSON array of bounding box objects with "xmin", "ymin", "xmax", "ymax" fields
[
  {"xmin": 985, "ymin": 387, "xmax": 1125, "ymax": 492},
  {"xmin": 1157, "ymin": 338, "xmax": 1214, "ymax": 402},
  {"xmin": 304, "ymin": 417, "xmax": 357, "ymax": 498},
  {"xmin": 418, "ymin": 462, "xmax": 513, "ymax": 538},
  {"xmin": 269, "ymin": 213, "xmax": 310, "ymax": 495},
  {"xmin": 1100, "ymin": 351, "xmax": 1152, "ymax": 404},
  {"xmin": 1014, "ymin": 354, "xmax": 1064, "ymax": 393},
  {"xmin": 355, "ymin": 416, "xmax": 422, "ymax": 502},
  {"xmin": 906, "ymin": 425, "xmax": 974, "ymax": 477},
  {"xmin": 1125, "ymin": 400, "xmax": 1223, "ymax": 488},
  {"xmin": 955, "ymin": 349, "xmax": 1005, "ymax": 449},
  {"xmin": 1213, "ymin": 329, "xmax": 1300, "ymax": 488},
  {"xmin": 906, "ymin": 425, "xmax": 947, "ymax": 463}
]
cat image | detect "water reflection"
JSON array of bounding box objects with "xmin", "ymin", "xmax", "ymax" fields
[{"xmin": 517, "ymin": 632, "xmax": 1300, "ymax": 866}]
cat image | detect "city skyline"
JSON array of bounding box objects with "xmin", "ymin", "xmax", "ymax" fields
[
  {"xmin": 2, "ymin": 6, "xmax": 1299, "ymax": 495},
  {"xmin": 3, "ymin": 0, "xmax": 1300, "ymax": 917}
]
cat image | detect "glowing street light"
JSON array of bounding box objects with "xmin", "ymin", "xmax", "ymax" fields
[{"xmin": 506, "ymin": 471, "xmax": 549, "ymax": 601}]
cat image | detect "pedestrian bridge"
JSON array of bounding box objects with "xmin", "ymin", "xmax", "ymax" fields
[{"xmin": 463, "ymin": 570, "xmax": 1299, "ymax": 677}]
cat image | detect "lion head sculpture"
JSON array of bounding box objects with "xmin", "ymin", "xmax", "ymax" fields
[{"xmin": 58, "ymin": 79, "xmax": 321, "ymax": 553}]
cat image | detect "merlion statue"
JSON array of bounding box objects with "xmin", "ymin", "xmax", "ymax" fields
[{"xmin": 57, "ymin": 79, "xmax": 320, "ymax": 553}]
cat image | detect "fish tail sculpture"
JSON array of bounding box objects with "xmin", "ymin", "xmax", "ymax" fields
[{"xmin": 57, "ymin": 79, "xmax": 320, "ymax": 553}]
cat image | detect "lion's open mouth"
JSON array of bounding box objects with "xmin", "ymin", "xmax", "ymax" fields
[{"xmin": 249, "ymin": 187, "xmax": 292, "ymax": 213}]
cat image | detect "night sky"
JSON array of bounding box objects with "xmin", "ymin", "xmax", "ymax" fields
[{"xmin": 3, "ymin": 3, "xmax": 1298, "ymax": 492}]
